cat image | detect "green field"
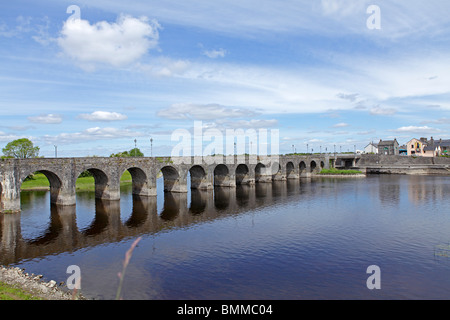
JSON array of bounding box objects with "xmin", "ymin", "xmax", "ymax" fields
[
  {"xmin": 21, "ymin": 170, "xmax": 132, "ymax": 191},
  {"xmin": 318, "ymin": 168, "xmax": 362, "ymax": 175}
]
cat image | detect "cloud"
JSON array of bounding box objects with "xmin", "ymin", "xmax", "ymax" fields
[
  {"xmin": 215, "ymin": 119, "xmax": 278, "ymax": 129},
  {"xmin": 0, "ymin": 131, "xmax": 27, "ymax": 143},
  {"xmin": 369, "ymin": 106, "xmax": 397, "ymax": 116},
  {"xmin": 393, "ymin": 126, "xmax": 441, "ymax": 134},
  {"xmin": 78, "ymin": 111, "xmax": 128, "ymax": 122},
  {"xmin": 57, "ymin": 14, "xmax": 160, "ymax": 69},
  {"xmin": 420, "ymin": 118, "xmax": 450, "ymax": 125},
  {"xmin": 336, "ymin": 93, "xmax": 359, "ymax": 102},
  {"xmin": 136, "ymin": 57, "xmax": 190, "ymax": 77},
  {"xmin": 43, "ymin": 127, "xmax": 143, "ymax": 144},
  {"xmin": 203, "ymin": 48, "xmax": 227, "ymax": 59},
  {"xmin": 157, "ymin": 103, "xmax": 260, "ymax": 120},
  {"xmin": 28, "ymin": 114, "xmax": 63, "ymax": 124},
  {"xmin": 332, "ymin": 122, "xmax": 349, "ymax": 128}
]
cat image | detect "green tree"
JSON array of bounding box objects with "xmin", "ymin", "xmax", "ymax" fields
[
  {"xmin": 2, "ymin": 138, "xmax": 40, "ymax": 158},
  {"xmin": 129, "ymin": 148, "xmax": 143, "ymax": 157},
  {"xmin": 110, "ymin": 148, "xmax": 144, "ymax": 157}
]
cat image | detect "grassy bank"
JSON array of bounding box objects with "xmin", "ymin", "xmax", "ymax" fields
[
  {"xmin": 318, "ymin": 168, "xmax": 363, "ymax": 175},
  {"xmin": 0, "ymin": 282, "xmax": 42, "ymax": 300},
  {"xmin": 21, "ymin": 170, "xmax": 132, "ymax": 191}
]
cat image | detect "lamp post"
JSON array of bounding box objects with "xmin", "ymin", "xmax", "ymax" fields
[
  {"xmin": 134, "ymin": 139, "xmax": 137, "ymax": 157},
  {"xmin": 150, "ymin": 137, "xmax": 153, "ymax": 157},
  {"xmin": 54, "ymin": 145, "xmax": 57, "ymax": 158}
]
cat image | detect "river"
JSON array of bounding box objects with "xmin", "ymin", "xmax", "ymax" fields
[{"xmin": 1, "ymin": 175, "xmax": 449, "ymax": 299}]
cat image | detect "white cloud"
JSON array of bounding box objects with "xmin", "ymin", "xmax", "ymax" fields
[
  {"xmin": 57, "ymin": 14, "xmax": 160, "ymax": 69},
  {"xmin": 215, "ymin": 119, "xmax": 278, "ymax": 129},
  {"xmin": 43, "ymin": 127, "xmax": 143, "ymax": 144},
  {"xmin": 203, "ymin": 48, "xmax": 227, "ymax": 59},
  {"xmin": 332, "ymin": 122, "xmax": 349, "ymax": 128},
  {"xmin": 78, "ymin": 111, "xmax": 128, "ymax": 122},
  {"xmin": 28, "ymin": 114, "xmax": 63, "ymax": 124},
  {"xmin": 393, "ymin": 126, "xmax": 441, "ymax": 134},
  {"xmin": 369, "ymin": 106, "xmax": 397, "ymax": 116},
  {"xmin": 136, "ymin": 57, "xmax": 190, "ymax": 77},
  {"xmin": 157, "ymin": 103, "xmax": 259, "ymax": 120}
]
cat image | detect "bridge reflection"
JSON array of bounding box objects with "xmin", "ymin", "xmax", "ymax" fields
[{"xmin": 0, "ymin": 180, "xmax": 308, "ymax": 265}]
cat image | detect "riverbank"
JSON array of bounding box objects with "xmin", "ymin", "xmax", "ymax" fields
[
  {"xmin": 317, "ymin": 169, "xmax": 364, "ymax": 176},
  {"xmin": 0, "ymin": 265, "xmax": 86, "ymax": 300}
]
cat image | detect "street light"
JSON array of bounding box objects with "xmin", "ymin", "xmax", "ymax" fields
[
  {"xmin": 150, "ymin": 137, "xmax": 153, "ymax": 157},
  {"xmin": 134, "ymin": 139, "xmax": 137, "ymax": 157},
  {"xmin": 54, "ymin": 145, "xmax": 57, "ymax": 158}
]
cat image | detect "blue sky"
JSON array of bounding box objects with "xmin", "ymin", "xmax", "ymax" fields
[{"xmin": 1, "ymin": 0, "xmax": 449, "ymax": 157}]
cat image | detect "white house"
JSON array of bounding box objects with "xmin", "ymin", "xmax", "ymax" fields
[{"xmin": 364, "ymin": 142, "xmax": 378, "ymax": 154}]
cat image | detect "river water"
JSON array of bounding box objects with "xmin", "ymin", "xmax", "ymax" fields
[{"xmin": 1, "ymin": 175, "xmax": 449, "ymax": 299}]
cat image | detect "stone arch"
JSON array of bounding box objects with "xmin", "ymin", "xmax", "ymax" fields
[
  {"xmin": 160, "ymin": 166, "xmax": 180, "ymax": 192},
  {"xmin": 189, "ymin": 165, "xmax": 208, "ymax": 189},
  {"xmin": 286, "ymin": 162, "xmax": 295, "ymax": 179},
  {"xmin": 214, "ymin": 164, "xmax": 229, "ymax": 186},
  {"xmin": 299, "ymin": 161, "xmax": 307, "ymax": 177},
  {"xmin": 122, "ymin": 167, "xmax": 150, "ymax": 196},
  {"xmin": 235, "ymin": 164, "xmax": 249, "ymax": 185},
  {"xmin": 320, "ymin": 161, "xmax": 325, "ymax": 170},
  {"xmin": 310, "ymin": 161, "xmax": 317, "ymax": 173},
  {"xmin": 255, "ymin": 163, "xmax": 270, "ymax": 182},
  {"xmin": 21, "ymin": 169, "xmax": 63, "ymax": 205},
  {"xmin": 271, "ymin": 162, "xmax": 282, "ymax": 180},
  {"xmin": 78, "ymin": 168, "xmax": 110, "ymax": 199}
]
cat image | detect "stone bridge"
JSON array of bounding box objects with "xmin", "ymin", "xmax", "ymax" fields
[{"xmin": 0, "ymin": 154, "xmax": 331, "ymax": 213}]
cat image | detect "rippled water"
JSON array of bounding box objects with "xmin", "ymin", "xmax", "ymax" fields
[{"xmin": 1, "ymin": 175, "xmax": 450, "ymax": 299}]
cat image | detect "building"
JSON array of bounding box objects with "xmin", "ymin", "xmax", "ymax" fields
[
  {"xmin": 406, "ymin": 137, "xmax": 450, "ymax": 157},
  {"xmin": 423, "ymin": 138, "xmax": 450, "ymax": 157},
  {"xmin": 406, "ymin": 138, "xmax": 426, "ymax": 156},
  {"xmin": 378, "ymin": 139, "xmax": 399, "ymax": 155},
  {"xmin": 364, "ymin": 142, "xmax": 378, "ymax": 154}
]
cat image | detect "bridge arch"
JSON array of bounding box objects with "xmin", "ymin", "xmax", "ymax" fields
[
  {"xmin": 310, "ymin": 161, "xmax": 317, "ymax": 173},
  {"xmin": 286, "ymin": 162, "xmax": 296, "ymax": 179},
  {"xmin": 235, "ymin": 164, "xmax": 249, "ymax": 185},
  {"xmin": 21, "ymin": 170, "xmax": 63, "ymax": 206},
  {"xmin": 271, "ymin": 163, "xmax": 282, "ymax": 180},
  {"xmin": 76, "ymin": 168, "xmax": 110, "ymax": 199},
  {"xmin": 160, "ymin": 166, "xmax": 180, "ymax": 192},
  {"xmin": 255, "ymin": 163, "xmax": 270, "ymax": 182},
  {"xmin": 214, "ymin": 164, "xmax": 229, "ymax": 186},
  {"xmin": 189, "ymin": 165, "xmax": 208, "ymax": 189},
  {"xmin": 299, "ymin": 161, "xmax": 306, "ymax": 176},
  {"xmin": 121, "ymin": 167, "xmax": 150, "ymax": 196}
]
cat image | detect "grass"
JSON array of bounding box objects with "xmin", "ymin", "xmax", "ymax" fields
[
  {"xmin": 0, "ymin": 282, "xmax": 42, "ymax": 300},
  {"xmin": 21, "ymin": 170, "xmax": 133, "ymax": 191},
  {"xmin": 318, "ymin": 168, "xmax": 363, "ymax": 175}
]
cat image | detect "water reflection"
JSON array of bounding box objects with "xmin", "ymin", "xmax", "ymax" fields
[
  {"xmin": 2, "ymin": 175, "xmax": 450, "ymax": 300},
  {"xmin": 1, "ymin": 181, "xmax": 307, "ymax": 265}
]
